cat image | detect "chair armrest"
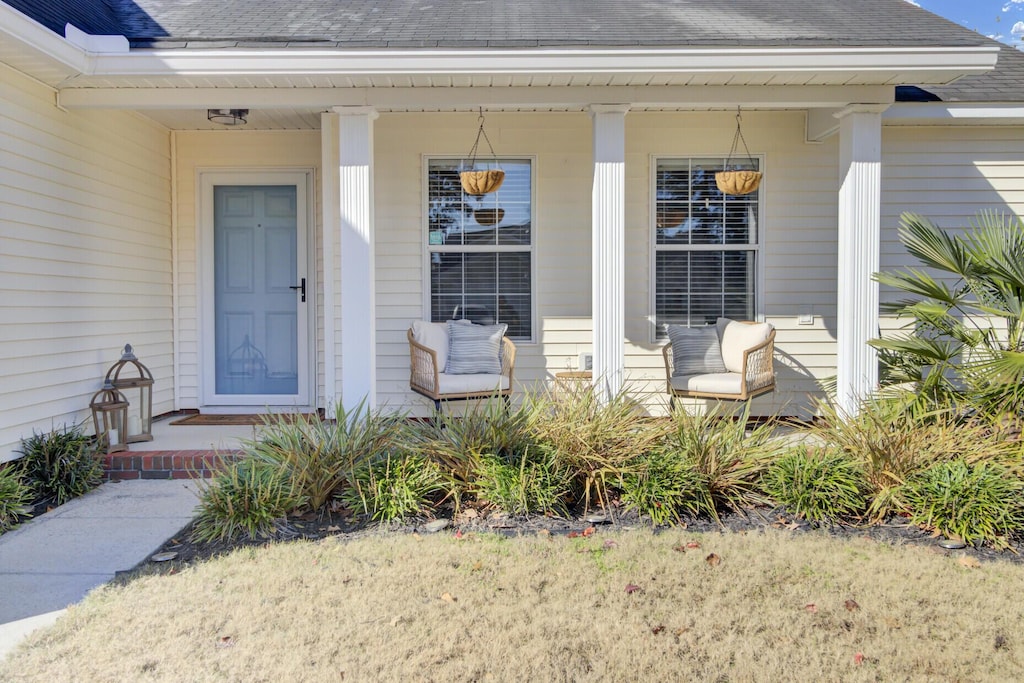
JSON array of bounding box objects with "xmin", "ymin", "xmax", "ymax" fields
[
  {"xmin": 408, "ymin": 329, "xmax": 441, "ymax": 396},
  {"xmin": 662, "ymin": 343, "xmax": 674, "ymax": 390},
  {"xmin": 740, "ymin": 328, "xmax": 776, "ymax": 393},
  {"xmin": 501, "ymin": 337, "xmax": 517, "ymax": 385}
]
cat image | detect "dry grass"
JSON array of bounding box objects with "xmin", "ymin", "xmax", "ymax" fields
[{"xmin": 4, "ymin": 530, "xmax": 1024, "ymax": 682}]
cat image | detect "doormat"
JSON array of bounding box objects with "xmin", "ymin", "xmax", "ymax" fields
[{"xmin": 169, "ymin": 413, "xmax": 309, "ymax": 426}]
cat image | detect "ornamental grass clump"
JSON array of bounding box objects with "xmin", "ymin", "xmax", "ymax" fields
[
  {"xmin": 761, "ymin": 445, "xmax": 866, "ymax": 525},
  {"xmin": 192, "ymin": 459, "xmax": 306, "ymax": 542},
  {"xmin": 661, "ymin": 404, "xmax": 781, "ymax": 521},
  {"xmin": 901, "ymin": 459, "xmax": 1024, "ymax": 548},
  {"xmin": 16, "ymin": 424, "xmax": 103, "ymax": 506},
  {"xmin": 473, "ymin": 445, "xmax": 571, "ymax": 517},
  {"xmin": 340, "ymin": 452, "xmax": 446, "ymax": 522},
  {"xmin": 620, "ymin": 448, "xmax": 708, "ymax": 526},
  {"xmin": 526, "ymin": 384, "xmax": 671, "ymax": 511},
  {"xmin": 0, "ymin": 465, "xmax": 32, "ymax": 531}
]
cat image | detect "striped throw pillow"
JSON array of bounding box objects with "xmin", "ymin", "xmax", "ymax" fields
[
  {"xmin": 446, "ymin": 321, "xmax": 508, "ymax": 375},
  {"xmin": 667, "ymin": 325, "xmax": 728, "ymax": 377}
]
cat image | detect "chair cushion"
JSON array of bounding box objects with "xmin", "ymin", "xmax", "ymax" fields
[
  {"xmin": 446, "ymin": 320, "xmax": 508, "ymax": 375},
  {"xmin": 437, "ymin": 373, "xmax": 511, "ymax": 394},
  {"xmin": 411, "ymin": 320, "xmax": 450, "ymax": 371},
  {"xmin": 718, "ymin": 319, "xmax": 773, "ymax": 374},
  {"xmin": 667, "ymin": 325, "xmax": 727, "ymax": 377},
  {"xmin": 670, "ymin": 373, "xmax": 742, "ymax": 395}
]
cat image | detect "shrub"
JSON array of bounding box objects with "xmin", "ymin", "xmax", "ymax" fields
[
  {"xmin": 247, "ymin": 402, "xmax": 411, "ymax": 511},
  {"xmin": 661, "ymin": 404, "xmax": 781, "ymax": 521},
  {"xmin": 901, "ymin": 460, "xmax": 1024, "ymax": 548},
  {"xmin": 16, "ymin": 425, "xmax": 103, "ymax": 506},
  {"xmin": 761, "ymin": 446, "xmax": 866, "ymax": 525},
  {"xmin": 192, "ymin": 459, "xmax": 306, "ymax": 542},
  {"xmin": 0, "ymin": 465, "xmax": 32, "ymax": 531},
  {"xmin": 527, "ymin": 385, "xmax": 670, "ymax": 510},
  {"xmin": 418, "ymin": 400, "xmax": 536, "ymax": 486},
  {"xmin": 620, "ymin": 449, "xmax": 709, "ymax": 526},
  {"xmin": 474, "ymin": 445, "xmax": 571, "ymax": 517},
  {"xmin": 339, "ymin": 452, "xmax": 445, "ymax": 522},
  {"xmin": 808, "ymin": 396, "xmax": 1021, "ymax": 522}
]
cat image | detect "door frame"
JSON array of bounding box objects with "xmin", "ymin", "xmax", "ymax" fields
[{"xmin": 197, "ymin": 169, "xmax": 315, "ymax": 409}]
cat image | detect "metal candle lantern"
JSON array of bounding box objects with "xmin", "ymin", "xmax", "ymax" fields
[
  {"xmin": 90, "ymin": 381, "xmax": 129, "ymax": 453},
  {"xmin": 105, "ymin": 344, "xmax": 154, "ymax": 443}
]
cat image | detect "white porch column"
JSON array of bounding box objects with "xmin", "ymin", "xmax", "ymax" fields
[
  {"xmin": 331, "ymin": 105, "xmax": 378, "ymax": 411},
  {"xmin": 589, "ymin": 104, "xmax": 629, "ymax": 401},
  {"xmin": 835, "ymin": 104, "xmax": 886, "ymax": 414}
]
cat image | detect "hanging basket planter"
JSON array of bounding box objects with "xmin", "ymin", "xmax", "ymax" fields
[
  {"xmin": 460, "ymin": 108, "xmax": 504, "ymax": 196},
  {"xmin": 473, "ymin": 207, "xmax": 505, "ymax": 225},
  {"xmin": 461, "ymin": 170, "xmax": 505, "ymax": 197},
  {"xmin": 717, "ymin": 107, "xmax": 762, "ymax": 197},
  {"xmin": 715, "ymin": 170, "xmax": 762, "ymax": 196}
]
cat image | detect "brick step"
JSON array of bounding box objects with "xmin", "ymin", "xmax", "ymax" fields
[{"xmin": 101, "ymin": 450, "xmax": 242, "ymax": 481}]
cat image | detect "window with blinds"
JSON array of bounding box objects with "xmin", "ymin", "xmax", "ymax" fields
[
  {"xmin": 427, "ymin": 158, "xmax": 533, "ymax": 340},
  {"xmin": 654, "ymin": 158, "xmax": 759, "ymax": 338}
]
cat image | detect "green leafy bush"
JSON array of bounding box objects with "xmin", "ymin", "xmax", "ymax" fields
[
  {"xmin": 474, "ymin": 445, "xmax": 571, "ymax": 517},
  {"xmin": 0, "ymin": 465, "xmax": 32, "ymax": 531},
  {"xmin": 761, "ymin": 446, "xmax": 866, "ymax": 524},
  {"xmin": 661, "ymin": 405, "xmax": 780, "ymax": 521},
  {"xmin": 620, "ymin": 449, "xmax": 709, "ymax": 526},
  {"xmin": 901, "ymin": 459, "xmax": 1024, "ymax": 548},
  {"xmin": 247, "ymin": 402, "xmax": 411, "ymax": 511},
  {"xmin": 192, "ymin": 459, "xmax": 306, "ymax": 542},
  {"xmin": 16, "ymin": 425, "xmax": 103, "ymax": 506},
  {"xmin": 527, "ymin": 385, "xmax": 670, "ymax": 510},
  {"xmin": 340, "ymin": 452, "xmax": 445, "ymax": 522}
]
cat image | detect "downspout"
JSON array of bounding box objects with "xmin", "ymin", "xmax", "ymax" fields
[{"xmin": 170, "ymin": 130, "xmax": 181, "ymax": 412}]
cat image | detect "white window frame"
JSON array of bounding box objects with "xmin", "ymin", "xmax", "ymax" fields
[
  {"xmin": 422, "ymin": 155, "xmax": 538, "ymax": 344},
  {"xmin": 649, "ymin": 154, "xmax": 765, "ymax": 342}
]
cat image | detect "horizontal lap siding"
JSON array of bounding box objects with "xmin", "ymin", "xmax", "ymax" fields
[
  {"xmin": 0, "ymin": 68, "xmax": 171, "ymax": 462},
  {"xmin": 173, "ymin": 131, "xmax": 322, "ymax": 409}
]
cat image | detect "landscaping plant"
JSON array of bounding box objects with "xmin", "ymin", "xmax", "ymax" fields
[
  {"xmin": 340, "ymin": 452, "xmax": 446, "ymax": 522},
  {"xmin": 0, "ymin": 464, "xmax": 32, "ymax": 531},
  {"xmin": 620, "ymin": 448, "xmax": 708, "ymax": 526},
  {"xmin": 661, "ymin": 404, "xmax": 780, "ymax": 521},
  {"xmin": 473, "ymin": 444, "xmax": 571, "ymax": 517},
  {"xmin": 901, "ymin": 459, "xmax": 1024, "ymax": 548},
  {"xmin": 761, "ymin": 445, "xmax": 866, "ymax": 525},
  {"xmin": 526, "ymin": 384, "xmax": 670, "ymax": 510},
  {"xmin": 16, "ymin": 424, "xmax": 103, "ymax": 506},
  {"xmin": 872, "ymin": 210, "xmax": 1024, "ymax": 413},
  {"xmin": 192, "ymin": 459, "xmax": 306, "ymax": 542}
]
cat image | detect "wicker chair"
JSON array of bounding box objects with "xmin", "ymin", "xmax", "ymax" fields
[
  {"xmin": 663, "ymin": 320, "xmax": 775, "ymax": 403},
  {"xmin": 408, "ymin": 321, "xmax": 516, "ymax": 413}
]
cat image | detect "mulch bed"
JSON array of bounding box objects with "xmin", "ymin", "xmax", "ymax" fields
[{"xmin": 119, "ymin": 502, "xmax": 1024, "ymax": 584}]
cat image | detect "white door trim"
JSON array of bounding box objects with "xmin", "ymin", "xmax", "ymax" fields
[{"xmin": 197, "ymin": 168, "xmax": 315, "ymax": 408}]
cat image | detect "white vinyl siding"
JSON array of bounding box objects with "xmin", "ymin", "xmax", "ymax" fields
[{"xmin": 0, "ymin": 66, "xmax": 172, "ymax": 462}]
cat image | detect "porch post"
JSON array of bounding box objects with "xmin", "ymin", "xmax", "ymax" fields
[
  {"xmin": 835, "ymin": 104, "xmax": 886, "ymax": 414},
  {"xmin": 332, "ymin": 105, "xmax": 378, "ymax": 411},
  {"xmin": 589, "ymin": 104, "xmax": 630, "ymax": 402}
]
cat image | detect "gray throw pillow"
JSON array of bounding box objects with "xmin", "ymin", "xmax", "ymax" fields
[
  {"xmin": 667, "ymin": 325, "xmax": 728, "ymax": 377},
  {"xmin": 446, "ymin": 320, "xmax": 508, "ymax": 375}
]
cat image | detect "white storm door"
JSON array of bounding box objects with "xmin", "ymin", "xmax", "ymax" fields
[{"xmin": 201, "ymin": 173, "xmax": 311, "ymax": 406}]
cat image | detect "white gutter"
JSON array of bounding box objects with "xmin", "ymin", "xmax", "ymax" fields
[
  {"xmin": 885, "ymin": 102, "xmax": 1024, "ymax": 124},
  {"xmin": 88, "ymin": 46, "xmax": 998, "ymax": 81},
  {"xmin": 0, "ymin": 3, "xmax": 90, "ymax": 75}
]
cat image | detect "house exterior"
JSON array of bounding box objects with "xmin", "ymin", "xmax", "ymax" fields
[{"xmin": 1, "ymin": 0, "xmax": 1022, "ymax": 462}]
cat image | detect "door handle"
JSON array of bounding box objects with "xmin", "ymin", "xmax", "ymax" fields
[{"xmin": 289, "ymin": 277, "xmax": 306, "ymax": 302}]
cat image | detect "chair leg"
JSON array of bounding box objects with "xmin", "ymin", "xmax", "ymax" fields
[
  {"xmin": 669, "ymin": 395, "xmax": 675, "ymax": 412},
  {"xmin": 502, "ymin": 394, "xmax": 511, "ymax": 412}
]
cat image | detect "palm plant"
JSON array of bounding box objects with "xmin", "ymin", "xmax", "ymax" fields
[{"xmin": 872, "ymin": 211, "xmax": 1024, "ymax": 412}]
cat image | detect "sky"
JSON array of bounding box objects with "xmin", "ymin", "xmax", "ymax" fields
[{"xmin": 907, "ymin": 0, "xmax": 1024, "ymax": 49}]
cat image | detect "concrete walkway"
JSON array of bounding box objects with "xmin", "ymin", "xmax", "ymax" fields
[{"xmin": 0, "ymin": 479, "xmax": 199, "ymax": 660}]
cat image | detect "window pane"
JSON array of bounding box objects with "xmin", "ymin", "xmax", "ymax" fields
[
  {"xmin": 428, "ymin": 159, "xmax": 533, "ymax": 340},
  {"xmin": 655, "ymin": 251, "xmax": 755, "ymax": 334}
]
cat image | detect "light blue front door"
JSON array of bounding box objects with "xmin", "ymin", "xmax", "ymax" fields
[{"xmin": 213, "ymin": 185, "xmax": 300, "ymax": 397}]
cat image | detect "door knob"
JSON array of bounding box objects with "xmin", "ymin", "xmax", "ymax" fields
[{"xmin": 289, "ymin": 277, "xmax": 306, "ymax": 302}]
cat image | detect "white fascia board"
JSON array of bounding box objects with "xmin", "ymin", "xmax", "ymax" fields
[
  {"xmin": 58, "ymin": 84, "xmax": 896, "ymax": 110},
  {"xmin": 885, "ymin": 102, "xmax": 1024, "ymax": 124},
  {"xmin": 0, "ymin": 3, "xmax": 89, "ymax": 74},
  {"xmin": 86, "ymin": 45, "xmax": 998, "ymax": 82}
]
